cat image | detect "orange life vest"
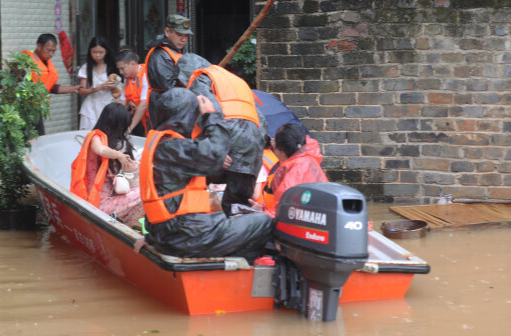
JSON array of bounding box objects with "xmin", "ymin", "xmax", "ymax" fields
[
  {"xmin": 125, "ymin": 64, "xmax": 146, "ymax": 107},
  {"xmin": 145, "ymin": 45, "xmax": 182, "ymax": 67},
  {"xmin": 139, "ymin": 129, "xmax": 211, "ymax": 224},
  {"xmin": 263, "ymin": 161, "xmax": 280, "ymax": 210},
  {"xmin": 124, "ymin": 64, "xmax": 150, "ymax": 131},
  {"xmin": 262, "ymin": 148, "xmax": 279, "ymax": 173},
  {"xmin": 144, "ymin": 46, "xmax": 182, "ymax": 130},
  {"xmin": 255, "ymin": 149, "xmax": 279, "ymax": 204},
  {"xmin": 23, "ymin": 50, "xmax": 59, "ymax": 91},
  {"xmin": 186, "ymin": 65, "xmax": 260, "ymax": 127},
  {"xmin": 70, "ymin": 130, "xmax": 109, "ymax": 207}
]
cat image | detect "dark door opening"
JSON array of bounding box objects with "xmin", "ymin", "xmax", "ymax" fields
[
  {"xmin": 195, "ymin": 0, "xmax": 250, "ymax": 65},
  {"xmin": 97, "ymin": 0, "xmax": 120, "ymax": 51},
  {"xmin": 124, "ymin": 0, "xmax": 169, "ymax": 61},
  {"xmin": 77, "ymin": 0, "xmax": 120, "ymax": 66}
]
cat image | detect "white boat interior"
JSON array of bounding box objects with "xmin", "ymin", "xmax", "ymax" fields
[{"xmin": 25, "ymin": 131, "xmax": 428, "ymax": 271}]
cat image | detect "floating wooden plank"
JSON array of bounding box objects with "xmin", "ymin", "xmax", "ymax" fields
[
  {"xmin": 453, "ymin": 199, "xmax": 511, "ymax": 204},
  {"xmin": 389, "ymin": 203, "xmax": 511, "ymax": 231}
]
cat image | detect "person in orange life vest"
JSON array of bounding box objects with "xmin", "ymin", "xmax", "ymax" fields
[
  {"xmin": 177, "ymin": 53, "xmax": 267, "ymax": 217},
  {"xmin": 261, "ymin": 159, "xmax": 281, "ymax": 211},
  {"xmin": 145, "ymin": 14, "xmax": 192, "ymax": 131},
  {"xmin": 140, "ymin": 88, "xmax": 272, "ymax": 263},
  {"xmin": 70, "ymin": 103, "xmax": 144, "ymax": 227},
  {"xmin": 250, "ymin": 123, "xmax": 329, "ymax": 218},
  {"xmin": 115, "ymin": 49, "xmax": 148, "ymax": 137},
  {"xmin": 252, "ymin": 136, "xmax": 279, "ymax": 204},
  {"xmin": 23, "ymin": 33, "xmax": 82, "ymax": 135}
]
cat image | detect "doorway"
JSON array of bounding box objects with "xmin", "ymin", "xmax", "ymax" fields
[
  {"xmin": 124, "ymin": 0, "xmax": 169, "ymax": 61},
  {"xmin": 97, "ymin": 0, "xmax": 120, "ymax": 51},
  {"xmin": 194, "ymin": 0, "xmax": 251, "ymax": 65},
  {"xmin": 76, "ymin": 0, "xmax": 120, "ymax": 66}
]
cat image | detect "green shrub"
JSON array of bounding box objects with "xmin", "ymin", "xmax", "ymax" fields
[
  {"xmin": 226, "ymin": 36, "xmax": 257, "ymax": 88},
  {"xmin": 0, "ymin": 52, "xmax": 50, "ymax": 210}
]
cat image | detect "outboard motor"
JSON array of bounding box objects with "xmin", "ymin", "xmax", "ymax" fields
[{"xmin": 273, "ymin": 182, "xmax": 368, "ymax": 321}]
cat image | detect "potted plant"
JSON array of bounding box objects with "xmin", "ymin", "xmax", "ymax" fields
[
  {"xmin": 0, "ymin": 51, "xmax": 50, "ymax": 229},
  {"xmin": 226, "ymin": 35, "xmax": 257, "ymax": 88}
]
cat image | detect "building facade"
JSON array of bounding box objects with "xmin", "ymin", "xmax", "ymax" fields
[
  {"xmin": 1, "ymin": 0, "xmax": 77, "ymax": 133},
  {"xmin": 256, "ymin": 0, "xmax": 511, "ymax": 204},
  {"xmin": 6, "ymin": 0, "xmax": 510, "ymax": 204},
  {"xmin": 0, "ymin": 0, "xmax": 251, "ymax": 132}
]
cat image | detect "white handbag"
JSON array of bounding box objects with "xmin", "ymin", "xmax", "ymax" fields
[{"xmin": 113, "ymin": 171, "xmax": 131, "ymax": 194}]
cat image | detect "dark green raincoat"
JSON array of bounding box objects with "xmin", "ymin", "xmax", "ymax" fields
[
  {"xmin": 177, "ymin": 54, "xmax": 267, "ymax": 215},
  {"xmin": 145, "ymin": 36, "xmax": 182, "ymax": 130},
  {"xmin": 144, "ymin": 88, "xmax": 272, "ymax": 263}
]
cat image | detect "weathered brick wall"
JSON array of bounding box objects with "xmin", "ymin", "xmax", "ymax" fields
[
  {"xmin": 1, "ymin": 0, "xmax": 77, "ymax": 133},
  {"xmin": 256, "ymin": 0, "xmax": 511, "ymax": 204}
]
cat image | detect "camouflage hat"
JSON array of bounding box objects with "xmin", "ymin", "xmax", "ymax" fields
[{"xmin": 165, "ymin": 15, "xmax": 193, "ymax": 35}]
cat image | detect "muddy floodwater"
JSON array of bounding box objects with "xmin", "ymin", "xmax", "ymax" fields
[{"xmin": 1, "ymin": 202, "xmax": 511, "ymax": 336}]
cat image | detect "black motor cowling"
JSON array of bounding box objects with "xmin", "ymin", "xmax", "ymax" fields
[{"xmin": 273, "ymin": 182, "xmax": 368, "ymax": 321}]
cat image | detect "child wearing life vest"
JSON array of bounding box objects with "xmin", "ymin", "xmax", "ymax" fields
[{"xmin": 251, "ymin": 137, "xmax": 279, "ymax": 204}]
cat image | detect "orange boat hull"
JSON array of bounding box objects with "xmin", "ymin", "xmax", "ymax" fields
[
  {"xmin": 176, "ymin": 269, "xmax": 414, "ymax": 315},
  {"xmin": 34, "ymin": 185, "xmax": 417, "ymax": 316}
]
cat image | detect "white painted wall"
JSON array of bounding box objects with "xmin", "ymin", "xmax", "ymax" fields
[{"xmin": 1, "ymin": 0, "xmax": 78, "ymax": 133}]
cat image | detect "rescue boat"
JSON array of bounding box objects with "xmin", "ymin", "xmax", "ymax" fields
[{"xmin": 22, "ymin": 130, "xmax": 429, "ymax": 316}]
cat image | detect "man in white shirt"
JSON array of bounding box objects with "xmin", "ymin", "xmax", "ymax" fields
[{"xmin": 116, "ymin": 49, "xmax": 149, "ymax": 136}]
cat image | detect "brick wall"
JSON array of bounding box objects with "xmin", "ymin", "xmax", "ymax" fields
[
  {"xmin": 1, "ymin": 0, "xmax": 77, "ymax": 133},
  {"xmin": 256, "ymin": 0, "xmax": 511, "ymax": 204}
]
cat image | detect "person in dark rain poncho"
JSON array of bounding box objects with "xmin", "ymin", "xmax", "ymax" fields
[
  {"xmin": 144, "ymin": 15, "xmax": 192, "ymax": 130},
  {"xmin": 139, "ymin": 88, "xmax": 272, "ymax": 264},
  {"xmin": 177, "ymin": 53, "xmax": 267, "ymax": 217}
]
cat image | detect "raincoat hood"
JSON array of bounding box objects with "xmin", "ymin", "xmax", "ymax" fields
[
  {"xmin": 265, "ymin": 135, "xmax": 328, "ymax": 218},
  {"xmin": 154, "ymin": 87, "xmax": 199, "ymax": 138},
  {"xmin": 178, "ymin": 53, "xmax": 222, "ymax": 113},
  {"xmin": 287, "ymin": 135, "xmax": 323, "ymax": 164},
  {"xmin": 177, "ymin": 53, "xmax": 212, "ymax": 87}
]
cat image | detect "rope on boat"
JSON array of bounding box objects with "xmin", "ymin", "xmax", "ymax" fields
[{"xmin": 74, "ymin": 134, "xmax": 84, "ymax": 146}]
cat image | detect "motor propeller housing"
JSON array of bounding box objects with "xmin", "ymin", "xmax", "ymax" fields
[{"xmin": 273, "ymin": 182, "xmax": 369, "ymax": 321}]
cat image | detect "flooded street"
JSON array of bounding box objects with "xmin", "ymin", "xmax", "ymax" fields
[{"xmin": 1, "ymin": 203, "xmax": 511, "ymax": 335}]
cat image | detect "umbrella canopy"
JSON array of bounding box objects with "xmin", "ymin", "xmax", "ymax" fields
[{"xmin": 252, "ymin": 90, "xmax": 310, "ymax": 138}]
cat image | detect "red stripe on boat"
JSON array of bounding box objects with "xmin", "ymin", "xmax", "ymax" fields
[{"xmin": 276, "ymin": 221, "xmax": 329, "ymax": 244}]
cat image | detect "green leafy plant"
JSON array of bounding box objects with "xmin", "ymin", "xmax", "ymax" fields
[
  {"xmin": 0, "ymin": 52, "xmax": 50, "ymax": 210},
  {"xmin": 226, "ymin": 36, "xmax": 257, "ymax": 88}
]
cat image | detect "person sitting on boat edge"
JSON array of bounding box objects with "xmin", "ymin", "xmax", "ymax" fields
[
  {"xmin": 177, "ymin": 53, "xmax": 267, "ymax": 217},
  {"xmin": 139, "ymin": 87, "xmax": 273, "ymax": 264},
  {"xmin": 70, "ymin": 103, "xmax": 144, "ymax": 227},
  {"xmin": 250, "ymin": 123, "xmax": 329, "ymax": 218}
]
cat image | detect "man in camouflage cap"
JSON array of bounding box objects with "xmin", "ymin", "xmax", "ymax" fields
[
  {"xmin": 166, "ymin": 15, "xmax": 193, "ymax": 35},
  {"xmin": 144, "ymin": 14, "xmax": 193, "ymax": 130}
]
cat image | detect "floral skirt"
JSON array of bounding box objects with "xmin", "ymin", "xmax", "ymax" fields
[{"xmin": 99, "ymin": 186, "xmax": 144, "ymax": 227}]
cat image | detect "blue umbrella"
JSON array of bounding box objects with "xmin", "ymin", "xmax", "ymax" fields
[{"xmin": 253, "ymin": 90, "xmax": 311, "ymax": 138}]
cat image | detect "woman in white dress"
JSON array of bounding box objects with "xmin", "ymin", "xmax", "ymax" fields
[{"xmin": 78, "ymin": 36, "xmax": 122, "ymax": 130}]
